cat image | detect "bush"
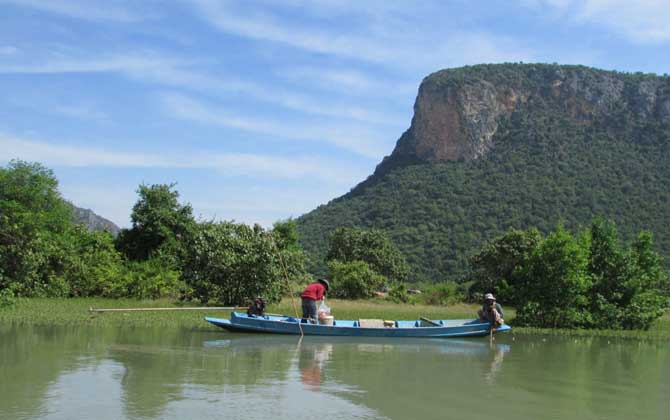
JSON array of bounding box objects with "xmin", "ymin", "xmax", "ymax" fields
[
  {"xmin": 418, "ymin": 281, "xmax": 463, "ymax": 306},
  {"xmin": 388, "ymin": 283, "xmax": 410, "ymax": 303},
  {"xmin": 326, "ymin": 228, "xmax": 409, "ymax": 283},
  {"xmin": 111, "ymin": 258, "xmax": 183, "ymax": 299},
  {"xmin": 329, "ymin": 260, "xmax": 385, "ymax": 299},
  {"xmin": 0, "ymin": 287, "xmax": 16, "ymax": 308},
  {"xmin": 181, "ymin": 222, "xmax": 306, "ymax": 305}
]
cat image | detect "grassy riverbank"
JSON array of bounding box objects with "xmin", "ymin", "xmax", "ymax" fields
[{"xmin": 1, "ymin": 298, "xmax": 668, "ymax": 339}]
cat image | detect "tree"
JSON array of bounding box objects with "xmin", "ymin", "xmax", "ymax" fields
[
  {"xmin": 180, "ymin": 222, "xmax": 307, "ymax": 305},
  {"xmin": 326, "ymin": 227, "xmax": 409, "ymax": 283},
  {"xmin": 0, "ymin": 160, "xmax": 142, "ymax": 298},
  {"xmin": 514, "ymin": 225, "xmax": 592, "ymax": 328},
  {"xmin": 0, "ymin": 160, "xmax": 74, "ymax": 296},
  {"xmin": 116, "ymin": 183, "xmax": 195, "ymax": 266},
  {"xmin": 468, "ymin": 228, "xmax": 543, "ymax": 304},
  {"xmin": 329, "ymin": 260, "xmax": 385, "ymax": 299}
]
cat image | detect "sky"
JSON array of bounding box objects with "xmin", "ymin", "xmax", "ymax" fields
[{"xmin": 1, "ymin": 0, "xmax": 669, "ymax": 228}]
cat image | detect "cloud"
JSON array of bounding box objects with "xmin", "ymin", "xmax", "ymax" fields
[
  {"xmin": 189, "ymin": 0, "xmax": 399, "ymax": 64},
  {"xmin": 51, "ymin": 104, "xmax": 109, "ymax": 122},
  {"xmin": 0, "ymin": 53, "xmax": 179, "ymax": 74},
  {"xmin": 187, "ymin": 0, "xmax": 536, "ymax": 69},
  {"xmin": 0, "ymin": 46, "xmax": 18, "ymax": 55},
  {"xmin": 0, "ymin": 0, "xmax": 142, "ymax": 22},
  {"xmin": 0, "ymin": 133, "xmax": 367, "ymax": 183},
  {"xmin": 0, "ymin": 52, "xmax": 402, "ymax": 126},
  {"xmin": 275, "ymin": 65, "xmax": 418, "ymax": 99},
  {"xmin": 160, "ymin": 92, "xmax": 390, "ymax": 159},
  {"xmin": 524, "ymin": 0, "xmax": 670, "ymax": 44}
]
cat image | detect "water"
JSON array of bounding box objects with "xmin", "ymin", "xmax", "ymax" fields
[{"xmin": 1, "ymin": 324, "xmax": 668, "ymax": 420}]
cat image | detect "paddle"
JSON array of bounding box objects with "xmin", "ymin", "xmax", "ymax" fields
[{"xmin": 420, "ymin": 317, "xmax": 441, "ymax": 327}]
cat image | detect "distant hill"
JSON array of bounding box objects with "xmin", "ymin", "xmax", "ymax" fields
[
  {"xmin": 297, "ymin": 63, "xmax": 670, "ymax": 282},
  {"xmin": 69, "ymin": 204, "xmax": 121, "ymax": 236}
]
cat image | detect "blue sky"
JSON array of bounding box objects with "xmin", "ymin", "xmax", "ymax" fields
[{"xmin": 1, "ymin": 0, "xmax": 669, "ymax": 227}]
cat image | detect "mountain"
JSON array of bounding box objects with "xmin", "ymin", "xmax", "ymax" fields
[
  {"xmin": 297, "ymin": 63, "xmax": 670, "ymax": 282},
  {"xmin": 69, "ymin": 204, "xmax": 121, "ymax": 236}
]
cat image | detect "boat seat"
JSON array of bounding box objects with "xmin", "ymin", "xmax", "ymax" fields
[{"xmin": 358, "ymin": 319, "xmax": 386, "ymax": 328}]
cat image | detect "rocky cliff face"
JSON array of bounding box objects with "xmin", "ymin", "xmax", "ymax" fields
[
  {"xmin": 379, "ymin": 64, "xmax": 670, "ymax": 171},
  {"xmin": 70, "ymin": 204, "xmax": 121, "ymax": 236}
]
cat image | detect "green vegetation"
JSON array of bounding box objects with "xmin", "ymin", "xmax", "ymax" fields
[
  {"xmin": 115, "ymin": 183, "xmax": 196, "ymax": 266},
  {"xmin": 324, "ymin": 227, "xmax": 409, "ymax": 299},
  {"xmin": 470, "ymin": 220, "xmax": 670, "ymax": 330},
  {"xmin": 0, "ymin": 161, "xmax": 125, "ymax": 298},
  {"xmin": 0, "ymin": 160, "xmax": 306, "ymax": 305},
  {"xmin": 297, "ymin": 63, "xmax": 670, "ymax": 282},
  {"xmin": 328, "ymin": 260, "xmax": 385, "ymax": 299},
  {"xmin": 326, "ymin": 227, "xmax": 409, "ymax": 283},
  {"xmin": 180, "ymin": 221, "xmax": 307, "ymax": 305}
]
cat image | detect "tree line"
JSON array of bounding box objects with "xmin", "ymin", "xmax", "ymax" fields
[
  {"xmin": 1, "ymin": 160, "xmax": 668, "ymax": 330},
  {"xmin": 0, "ymin": 160, "xmax": 307, "ymax": 306}
]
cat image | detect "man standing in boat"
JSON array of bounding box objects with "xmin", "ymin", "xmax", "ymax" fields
[
  {"xmin": 301, "ymin": 278, "xmax": 329, "ymax": 321},
  {"xmin": 478, "ymin": 293, "xmax": 504, "ymax": 327}
]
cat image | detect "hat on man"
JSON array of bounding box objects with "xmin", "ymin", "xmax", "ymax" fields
[
  {"xmin": 484, "ymin": 293, "xmax": 495, "ymax": 301},
  {"xmin": 317, "ymin": 278, "xmax": 330, "ymax": 291}
]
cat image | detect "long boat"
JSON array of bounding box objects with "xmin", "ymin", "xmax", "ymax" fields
[{"xmin": 204, "ymin": 312, "xmax": 511, "ymax": 338}]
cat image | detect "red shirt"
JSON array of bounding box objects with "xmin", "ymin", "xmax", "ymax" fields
[{"xmin": 301, "ymin": 282, "xmax": 326, "ymax": 300}]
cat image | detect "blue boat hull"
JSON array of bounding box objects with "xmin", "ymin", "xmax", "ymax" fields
[{"xmin": 205, "ymin": 312, "xmax": 511, "ymax": 338}]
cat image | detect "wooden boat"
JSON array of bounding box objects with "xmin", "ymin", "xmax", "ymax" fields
[{"xmin": 204, "ymin": 312, "xmax": 511, "ymax": 338}]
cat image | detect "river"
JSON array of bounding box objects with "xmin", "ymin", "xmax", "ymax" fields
[{"xmin": 1, "ymin": 324, "xmax": 668, "ymax": 419}]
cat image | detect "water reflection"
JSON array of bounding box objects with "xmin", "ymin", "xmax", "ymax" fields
[
  {"xmin": 1, "ymin": 325, "xmax": 669, "ymax": 420},
  {"xmin": 298, "ymin": 343, "xmax": 333, "ymax": 391}
]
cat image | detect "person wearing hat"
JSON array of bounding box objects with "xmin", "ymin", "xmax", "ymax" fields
[
  {"xmin": 478, "ymin": 293, "xmax": 504, "ymax": 327},
  {"xmin": 300, "ymin": 278, "xmax": 329, "ymax": 321}
]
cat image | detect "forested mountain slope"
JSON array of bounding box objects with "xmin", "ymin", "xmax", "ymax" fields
[{"xmin": 297, "ymin": 63, "xmax": 670, "ymax": 281}]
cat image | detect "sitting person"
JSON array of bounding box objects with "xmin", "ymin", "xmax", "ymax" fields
[
  {"xmin": 300, "ymin": 278, "xmax": 329, "ymax": 321},
  {"xmin": 478, "ymin": 293, "xmax": 504, "ymax": 327}
]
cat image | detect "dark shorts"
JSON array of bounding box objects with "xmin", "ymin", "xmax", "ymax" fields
[{"xmin": 301, "ymin": 298, "xmax": 317, "ymax": 320}]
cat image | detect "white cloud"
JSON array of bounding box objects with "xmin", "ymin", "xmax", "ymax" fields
[
  {"xmin": 0, "ymin": 0, "xmax": 141, "ymax": 22},
  {"xmin": 0, "ymin": 52, "xmax": 402, "ymax": 126},
  {"xmin": 0, "ymin": 133, "xmax": 367, "ymax": 183},
  {"xmin": 275, "ymin": 65, "xmax": 418, "ymax": 99},
  {"xmin": 51, "ymin": 104, "xmax": 109, "ymax": 122},
  {"xmin": 0, "ymin": 46, "xmax": 18, "ymax": 55},
  {"xmin": 188, "ymin": 0, "xmax": 536, "ymax": 69},
  {"xmin": 189, "ymin": 0, "xmax": 399, "ymax": 64},
  {"xmin": 160, "ymin": 91, "xmax": 390, "ymax": 159},
  {"xmin": 525, "ymin": 0, "xmax": 670, "ymax": 44}
]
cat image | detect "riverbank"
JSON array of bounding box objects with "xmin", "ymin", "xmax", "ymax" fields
[{"xmin": 1, "ymin": 298, "xmax": 668, "ymax": 339}]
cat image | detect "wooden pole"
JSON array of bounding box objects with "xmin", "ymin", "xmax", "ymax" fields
[
  {"xmin": 89, "ymin": 306, "xmax": 244, "ymax": 313},
  {"xmin": 272, "ymin": 238, "xmax": 304, "ymax": 337}
]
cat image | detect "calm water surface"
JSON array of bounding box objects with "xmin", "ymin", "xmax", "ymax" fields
[{"xmin": 1, "ymin": 324, "xmax": 668, "ymax": 420}]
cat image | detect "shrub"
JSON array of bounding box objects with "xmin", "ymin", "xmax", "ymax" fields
[
  {"xmin": 418, "ymin": 281, "xmax": 463, "ymax": 306},
  {"xmin": 181, "ymin": 222, "xmax": 306, "ymax": 305},
  {"xmin": 111, "ymin": 258, "xmax": 183, "ymax": 299},
  {"xmin": 0, "ymin": 287, "xmax": 15, "ymax": 308},
  {"xmin": 388, "ymin": 283, "xmax": 410, "ymax": 303},
  {"xmin": 329, "ymin": 260, "xmax": 385, "ymax": 299},
  {"xmin": 326, "ymin": 228, "xmax": 409, "ymax": 283}
]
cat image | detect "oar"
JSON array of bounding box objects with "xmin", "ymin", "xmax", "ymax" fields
[{"xmin": 420, "ymin": 316, "xmax": 441, "ymax": 327}]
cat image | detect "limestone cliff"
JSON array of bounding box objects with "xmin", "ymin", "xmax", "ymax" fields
[{"xmin": 376, "ymin": 64, "xmax": 670, "ymax": 174}]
